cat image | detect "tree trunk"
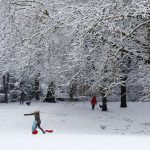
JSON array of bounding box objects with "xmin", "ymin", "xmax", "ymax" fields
[
  {"xmin": 69, "ymin": 82, "xmax": 77, "ymax": 101},
  {"xmin": 101, "ymin": 91, "xmax": 108, "ymax": 111},
  {"xmin": 44, "ymin": 82, "xmax": 56, "ymax": 103},
  {"xmin": 120, "ymin": 49, "xmax": 127, "ymax": 108},
  {"xmin": 146, "ymin": 23, "xmax": 150, "ymax": 64},
  {"xmin": 120, "ymin": 79, "xmax": 127, "ymax": 108},
  {"xmin": 70, "ymin": 93, "xmax": 74, "ymax": 101},
  {"xmin": 35, "ymin": 79, "xmax": 40, "ymax": 100},
  {"xmin": 3, "ymin": 73, "xmax": 9, "ymax": 103}
]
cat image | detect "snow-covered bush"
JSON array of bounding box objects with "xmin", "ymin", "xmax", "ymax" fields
[{"xmin": 9, "ymin": 89, "xmax": 21, "ymax": 102}]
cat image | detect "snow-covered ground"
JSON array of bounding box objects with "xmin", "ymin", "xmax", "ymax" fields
[{"xmin": 1, "ymin": 101, "xmax": 150, "ymax": 150}]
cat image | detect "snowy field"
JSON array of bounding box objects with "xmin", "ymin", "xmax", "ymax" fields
[{"xmin": 1, "ymin": 101, "xmax": 150, "ymax": 150}]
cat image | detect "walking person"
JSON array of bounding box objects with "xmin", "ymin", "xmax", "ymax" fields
[{"xmin": 91, "ymin": 96, "xmax": 97, "ymax": 110}]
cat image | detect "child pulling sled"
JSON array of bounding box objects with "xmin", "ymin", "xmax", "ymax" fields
[{"xmin": 24, "ymin": 111, "xmax": 45, "ymax": 134}]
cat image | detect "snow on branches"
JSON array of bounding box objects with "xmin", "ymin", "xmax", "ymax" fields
[{"xmin": 0, "ymin": 0, "xmax": 149, "ymax": 100}]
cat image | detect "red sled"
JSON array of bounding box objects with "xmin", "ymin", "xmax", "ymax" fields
[
  {"xmin": 32, "ymin": 130, "xmax": 53, "ymax": 134},
  {"xmin": 45, "ymin": 130, "xmax": 53, "ymax": 133},
  {"xmin": 32, "ymin": 130, "xmax": 38, "ymax": 134}
]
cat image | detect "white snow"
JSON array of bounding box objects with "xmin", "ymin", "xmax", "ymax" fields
[{"xmin": 1, "ymin": 101, "xmax": 150, "ymax": 150}]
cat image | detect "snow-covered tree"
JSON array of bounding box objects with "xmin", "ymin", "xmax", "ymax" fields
[{"xmin": 0, "ymin": 0, "xmax": 149, "ymax": 103}]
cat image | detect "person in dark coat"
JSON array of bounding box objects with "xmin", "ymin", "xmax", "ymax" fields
[
  {"xmin": 91, "ymin": 96, "xmax": 97, "ymax": 110},
  {"xmin": 24, "ymin": 111, "xmax": 45, "ymax": 134}
]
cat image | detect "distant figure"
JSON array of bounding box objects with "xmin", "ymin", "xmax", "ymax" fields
[
  {"xmin": 91, "ymin": 96, "xmax": 97, "ymax": 110},
  {"xmin": 20, "ymin": 90, "xmax": 26, "ymax": 105},
  {"xmin": 24, "ymin": 111, "xmax": 45, "ymax": 134}
]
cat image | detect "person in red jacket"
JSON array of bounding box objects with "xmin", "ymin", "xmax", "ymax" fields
[{"xmin": 91, "ymin": 96, "xmax": 97, "ymax": 110}]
